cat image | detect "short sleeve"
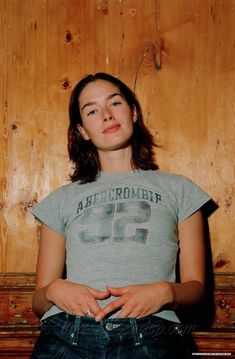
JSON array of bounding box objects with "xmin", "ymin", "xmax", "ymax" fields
[
  {"xmin": 29, "ymin": 187, "xmax": 66, "ymax": 236},
  {"xmin": 177, "ymin": 176, "xmax": 211, "ymax": 223}
]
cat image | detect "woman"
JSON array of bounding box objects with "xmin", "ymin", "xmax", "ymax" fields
[{"xmin": 30, "ymin": 72, "xmax": 211, "ymax": 358}]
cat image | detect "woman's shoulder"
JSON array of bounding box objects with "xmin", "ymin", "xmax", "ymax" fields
[
  {"xmin": 39, "ymin": 180, "xmax": 85, "ymax": 203},
  {"xmin": 140, "ymin": 169, "xmax": 189, "ymax": 184},
  {"xmin": 52, "ymin": 178, "xmax": 87, "ymax": 192},
  {"xmin": 140, "ymin": 169, "xmax": 207, "ymax": 196}
]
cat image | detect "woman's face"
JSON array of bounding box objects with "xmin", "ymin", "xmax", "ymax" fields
[{"xmin": 78, "ymin": 80, "xmax": 136, "ymax": 153}]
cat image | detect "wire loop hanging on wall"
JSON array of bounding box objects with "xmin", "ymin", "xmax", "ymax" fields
[{"xmin": 134, "ymin": 41, "xmax": 163, "ymax": 92}]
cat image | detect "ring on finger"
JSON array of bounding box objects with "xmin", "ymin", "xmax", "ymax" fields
[{"xmin": 85, "ymin": 309, "xmax": 93, "ymax": 317}]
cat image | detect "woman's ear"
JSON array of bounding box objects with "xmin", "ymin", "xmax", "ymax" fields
[
  {"xmin": 77, "ymin": 124, "xmax": 90, "ymax": 140},
  {"xmin": 132, "ymin": 108, "xmax": 137, "ymax": 123}
]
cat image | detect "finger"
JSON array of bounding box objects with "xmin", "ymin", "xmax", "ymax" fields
[
  {"xmin": 88, "ymin": 300, "xmax": 104, "ymax": 317},
  {"xmin": 61, "ymin": 301, "xmax": 85, "ymax": 316},
  {"xmin": 82, "ymin": 298, "xmax": 103, "ymax": 317},
  {"xmin": 84, "ymin": 308, "xmax": 95, "ymax": 318},
  {"xmin": 117, "ymin": 305, "xmax": 133, "ymax": 319},
  {"xmin": 128, "ymin": 307, "xmax": 149, "ymax": 319},
  {"xmin": 89, "ymin": 287, "xmax": 110, "ymax": 300},
  {"xmin": 95, "ymin": 297, "xmax": 125, "ymax": 322},
  {"xmin": 106, "ymin": 286, "xmax": 128, "ymax": 296}
]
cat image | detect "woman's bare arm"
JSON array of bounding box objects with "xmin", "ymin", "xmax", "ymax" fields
[
  {"xmin": 32, "ymin": 224, "xmax": 66, "ymax": 318},
  {"xmin": 33, "ymin": 224, "xmax": 110, "ymax": 319},
  {"xmin": 170, "ymin": 209, "xmax": 205, "ymax": 308}
]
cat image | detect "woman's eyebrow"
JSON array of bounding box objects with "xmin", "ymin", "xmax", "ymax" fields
[
  {"xmin": 81, "ymin": 101, "xmax": 96, "ymax": 112},
  {"xmin": 107, "ymin": 92, "xmax": 123, "ymax": 100},
  {"xmin": 81, "ymin": 93, "xmax": 123, "ymax": 112}
]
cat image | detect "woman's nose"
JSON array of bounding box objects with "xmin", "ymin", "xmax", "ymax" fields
[{"xmin": 103, "ymin": 108, "xmax": 113, "ymax": 122}]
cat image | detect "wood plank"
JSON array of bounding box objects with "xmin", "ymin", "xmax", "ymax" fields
[{"xmin": 0, "ymin": 273, "xmax": 234, "ymax": 327}]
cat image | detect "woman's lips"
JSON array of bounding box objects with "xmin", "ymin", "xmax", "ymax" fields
[{"xmin": 103, "ymin": 124, "xmax": 121, "ymax": 134}]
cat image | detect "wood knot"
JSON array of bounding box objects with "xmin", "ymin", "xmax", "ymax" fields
[
  {"xmin": 19, "ymin": 194, "xmax": 38, "ymax": 214},
  {"xmin": 218, "ymin": 299, "xmax": 228, "ymax": 309},
  {"xmin": 225, "ymin": 195, "xmax": 232, "ymax": 208},
  {"xmin": 10, "ymin": 301, "xmax": 17, "ymax": 309},
  {"xmin": 60, "ymin": 78, "xmax": 71, "ymax": 90},
  {"xmin": 102, "ymin": 0, "xmax": 108, "ymax": 14},
  {"xmin": 214, "ymin": 254, "xmax": 230, "ymax": 268},
  {"xmin": 64, "ymin": 30, "xmax": 73, "ymax": 42},
  {"xmin": 11, "ymin": 123, "xmax": 18, "ymax": 130},
  {"xmin": 97, "ymin": 0, "xmax": 108, "ymax": 15},
  {"xmin": 130, "ymin": 8, "xmax": 137, "ymax": 16}
]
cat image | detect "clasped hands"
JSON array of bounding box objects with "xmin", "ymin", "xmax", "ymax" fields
[
  {"xmin": 47, "ymin": 279, "xmax": 172, "ymax": 322},
  {"xmin": 95, "ymin": 282, "xmax": 170, "ymax": 321}
]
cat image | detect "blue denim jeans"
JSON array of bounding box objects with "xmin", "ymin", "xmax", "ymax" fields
[{"xmin": 31, "ymin": 312, "xmax": 193, "ymax": 359}]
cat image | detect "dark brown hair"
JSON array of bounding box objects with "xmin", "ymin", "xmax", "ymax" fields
[{"xmin": 68, "ymin": 72, "xmax": 158, "ymax": 183}]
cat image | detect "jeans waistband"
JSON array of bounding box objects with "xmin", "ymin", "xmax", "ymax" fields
[{"xmin": 43, "ymin": 312, "xmax": 195, "ymax": 337}]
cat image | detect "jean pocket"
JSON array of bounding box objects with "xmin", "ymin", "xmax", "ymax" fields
[
  {"xmin": 41, "ymin": 315, "xmax": 63, "ymax": 333},
  {"xmin": 32, "ymin": 332, "xmax": 66, "ymax": 359}
]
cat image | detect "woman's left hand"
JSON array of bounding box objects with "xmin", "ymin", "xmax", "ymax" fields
[{"xmin": 95, "ymin": 281, "xmax": 172, "ymax": 322}]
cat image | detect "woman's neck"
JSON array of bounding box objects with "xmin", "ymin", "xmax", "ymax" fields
[{"xmin": 98, "ymin": 147, "xmax": 133, "ymax": 173}]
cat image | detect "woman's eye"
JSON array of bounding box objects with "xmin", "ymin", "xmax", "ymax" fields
[
  {"xmin": 87, "ymin": 109, "xmax": 96, "ymax": 116},
  {"xmin": 112, "ymin": 101, "xmax": 121, "ymax": 107}
]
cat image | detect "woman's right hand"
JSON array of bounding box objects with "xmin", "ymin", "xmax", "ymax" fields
[
  {"xmin": 32, "ymin": 224, "xmax": 109, "ymax": 318},
  {"xmin": 46, "ymin": 279, "xmax": 110, "ymax": 317}
]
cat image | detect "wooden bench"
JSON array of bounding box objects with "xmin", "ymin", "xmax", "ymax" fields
[{"xmin": 0, "ymin": 273, "xmax": 234, "ymax": 358}]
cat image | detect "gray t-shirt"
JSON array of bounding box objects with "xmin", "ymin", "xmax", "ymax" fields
[{"xmin": 30, "ymin": 170, "xmax": 211, "ymax": 323}]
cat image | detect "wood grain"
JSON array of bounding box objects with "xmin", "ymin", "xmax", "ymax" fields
[
  {"xmin": 0, "ymin": 0, "xmax": 234, "ymax": 283},
  {"xmin": 1, "ymin": 1, "xmax": 234, "ymax": 355}
]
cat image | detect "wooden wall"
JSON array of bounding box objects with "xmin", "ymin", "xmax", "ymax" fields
[
  {"xmin": 0, "ymin": 0, "xmax": 235, "ymax": 356},
  {"xmin": 1, "ymin": 0, "xmax": 235, "ymax": 273}
]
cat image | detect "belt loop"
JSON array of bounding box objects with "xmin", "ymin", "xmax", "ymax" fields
[
  {"xmin": 69, "ymin": 315, "xmax": 82, "ymax": 347},
  {"xmin": 74, "ymin": 315, "xmax": 82, "ymax": 331},
  {"xmin": 131, "ymin": 318, "xmax": 142, "ymax": 346}
]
